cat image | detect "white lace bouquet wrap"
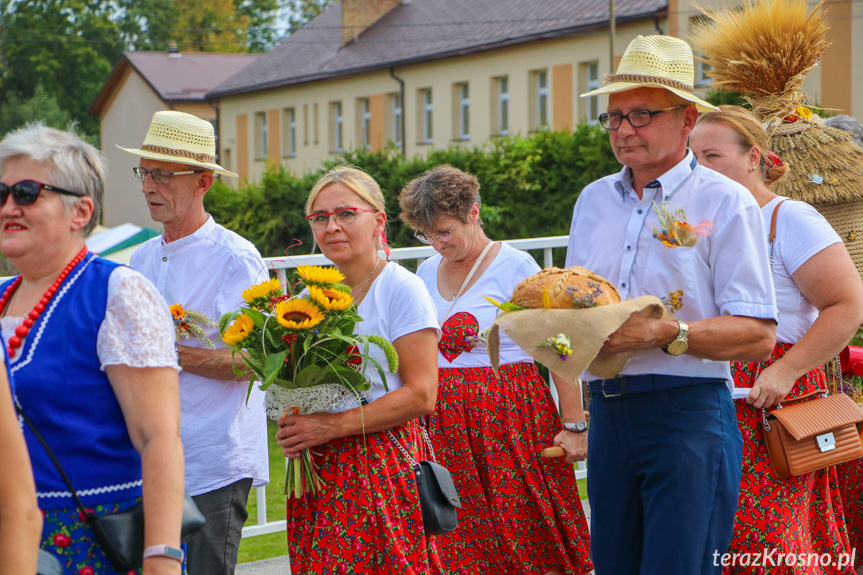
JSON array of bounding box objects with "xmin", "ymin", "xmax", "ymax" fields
[{"xmin": 264, "ymin": 381, "xmax": 371, "ymax": 420}]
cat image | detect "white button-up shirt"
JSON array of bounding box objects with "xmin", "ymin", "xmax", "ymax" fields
[
  {"xmin": 566, "ymin": 151, "xmax": 778, "ymax": 382},
  {"xmin": 131, "ymin": 216, "xmax": 270, "ymax": 495}
]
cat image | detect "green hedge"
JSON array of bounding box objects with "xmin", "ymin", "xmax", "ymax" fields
[{"xmin": 205, "ymin": 124, "xmax": 620, "ymax": 258}]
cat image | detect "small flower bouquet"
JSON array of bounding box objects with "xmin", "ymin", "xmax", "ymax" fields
[
  {"xmin": 652, "ymin": 202, "xmax": 712, "ymax": 247},
  {"xmin": 219, "ymin": 266, "xmax": 398, "ymax": 498},
  {"xmin": 170, "ymin": 303, "xmax": 217, "ymax": 347}
]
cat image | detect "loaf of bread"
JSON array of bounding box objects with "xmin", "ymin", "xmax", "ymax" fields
[{"xmin": 510, "ymin": 266, "xmax": 621, "ymax": 309}]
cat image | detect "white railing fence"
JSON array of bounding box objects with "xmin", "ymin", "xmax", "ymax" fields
[{"xmin": 241, "ymin": 234, "xmax": 587, "ymax": 541}]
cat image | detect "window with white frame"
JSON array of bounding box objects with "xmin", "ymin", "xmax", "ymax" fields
[
  {"xmin": 254, "ymin": 112, "xmax": 267, "ymax": 159},
  {"xmin": 419, "ymin": 88, "xmax": 433, "ymax": 143},
  {"xmin": 497, "ymin": 76, "xmax": 510, "ymax": 136},
  {"xmin": 329, "ymin": 101, "xmax": 343, "ymax": 153},
  {"xmin": 283, "ymin": 107, "xmax": 296, "ymax": 157},
  {"xmin": 359, "ymin": 98, "xmax": 371, "ymax": 150},
  {"xmin": 537, "ymin": 70, "xmax": 549, "ymax": 131},
  {"xmin": 391, "ymin": 92, "xmax": 403, "ymax": 148},
  {"xmin": 457, "ymin": 82, "xmax": 470, "ymax": 139},
  {"xmin": 587, "ymin": 62, "xmax": 600, "ymax": 125}
]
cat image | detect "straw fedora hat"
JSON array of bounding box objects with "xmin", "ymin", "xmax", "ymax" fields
[
  {"xmin": 117, "ymin": 110, "xmax": 238, "ymax": 178},
  {"xmin": 581, "ymin": 35, "xmax": 718, "ymax": 113}
]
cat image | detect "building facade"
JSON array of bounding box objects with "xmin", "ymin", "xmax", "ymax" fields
[{"xmin": 207, "ymin": 0, "xmax": 860, "ymax": 186}]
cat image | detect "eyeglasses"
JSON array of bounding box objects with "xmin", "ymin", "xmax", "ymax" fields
[
  {"xmin": 305, "ymin": 208, "xmax": 378, "ymax": 230},
  {"xmin": 414, "ymin": 223, "xmax": 457, "ymax": 245},
  {"xmin": 132, "ymin": 166, "xmax": 204, "ymax": 185},
  {"xmin": 0, "ymin": 180, "xmax": 84, "ymax": 207},
  {"xmin": 598, "ymin": 106, "xmax": 685, "ymax": 130}
]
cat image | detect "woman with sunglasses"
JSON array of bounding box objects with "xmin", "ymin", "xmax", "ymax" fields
[
  {"xmin": 398, "ymin": 165, "xmax": 592, "ymax": 575},
  {"xmin": 275, "ymin": 166, "xmax": 442, "ymax": 574},
  {"xmin": 0, "ymin": 125, "xmax": 184, "ymax": 575},
  {"xmin": 690, "ymin": 106, "xmax": 863, "ymax": 574}
]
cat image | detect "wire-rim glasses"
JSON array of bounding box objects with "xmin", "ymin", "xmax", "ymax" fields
[
  {"xmin": 414, "ymin": 223, "xmax": 457, "ymax": 245},
  {"xmin": 0, "ymin": 180, "xmax": 84, "ymax": 207},
  {"xmin": 598, "ymin": 106, "xmax": 685, "ymax": 130},
  {"xmin": 133, "ymin": 166, "xmax": 204, "ymax": 185},
  {"xmin": 305, "ymin": 208, "xmax": 378, "ymax": 230}
]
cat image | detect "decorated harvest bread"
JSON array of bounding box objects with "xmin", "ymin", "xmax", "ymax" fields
[{"xmin": 510, "ymin": 266, "xmax": 621, "ymax": 309}]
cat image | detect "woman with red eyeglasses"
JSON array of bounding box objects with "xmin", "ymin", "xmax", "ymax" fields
[
  {"xmin": 275, "ymin": 166, "xmax": 442, "ymax": 574},
  {"xmin": 0, "ymin": 124, "xmax": 184, "ymax": 575}
]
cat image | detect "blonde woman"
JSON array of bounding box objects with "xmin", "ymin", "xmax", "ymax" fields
[
  {"xmin": 691, "ymin": 105, "xmax": 863, "ymax": 574},
  {"xmin": 276, "ymin": 167, "xmax": 442, "ymax": 574}
]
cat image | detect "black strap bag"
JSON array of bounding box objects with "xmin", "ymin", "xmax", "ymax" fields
[
  {"xmin": 18, "ymin": 405, "xmax": 206, "ymax": 572},
  {"xmin": 386, "ymin": 423, "xmax": 462, "ymax": 535}
]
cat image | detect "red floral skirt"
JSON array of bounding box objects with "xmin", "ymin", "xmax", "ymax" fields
[
  {"xmin": 836, "ymin": 458, "xmax": 863, "ymax": 568},
  {"xmin": 429, "ymin": 361, "xmax": 592, "ymax": 575},
  {"xmin": 286, "ymin": 421, "xmax": 441, "ymax": 575},
  {"xmin": 728, "ymin": 342, "xmax": 854, "ymax": 574}
]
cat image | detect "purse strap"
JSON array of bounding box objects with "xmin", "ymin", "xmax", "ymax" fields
[
  {"xmin": 385, "ymin": 422, "xmax": 437, "ymax": 466},
  {"xmin": 16, "ymin": 405, "xmax": 92, "ymax": 519},
  {"xmin": 440, "ymin": 240, "xmax": 497, "ymax": 323},
  {"xmin": 758, "ymin": 198, "xmax": 827, "ymax": 413}
]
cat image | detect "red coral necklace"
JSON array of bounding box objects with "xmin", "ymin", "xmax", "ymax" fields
[{"xmin": 0, "ymin": 246, "xmax": 89, "ymax": 358}]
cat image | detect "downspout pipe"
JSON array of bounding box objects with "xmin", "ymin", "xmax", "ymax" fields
[{"xmin": 390, "ymin": 67, "xmax": 406, "ymax": 158}]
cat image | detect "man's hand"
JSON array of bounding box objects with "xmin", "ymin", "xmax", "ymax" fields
[
  {"xmin": 552, "ymin": 429, "xmax": 588, "ymax": 463},
  {"xmin": 601, "ymin": 311, "xmax": 677, "ymax": 355}
]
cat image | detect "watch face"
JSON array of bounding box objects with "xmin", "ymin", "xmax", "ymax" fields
[
  {"xmin": 575, "ymin": 421, "xmax": 587, "ymax": 432},
  {"xmin": 667, "ymin": 339, "xmax": 688, "ymax": 356}
]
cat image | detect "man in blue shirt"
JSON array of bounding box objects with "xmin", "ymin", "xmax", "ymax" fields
[{"xmin": 560, "ymin": 35, "xmax": 778, "ymax": 574}]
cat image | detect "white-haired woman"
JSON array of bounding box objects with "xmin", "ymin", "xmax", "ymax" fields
[
  {"xmin": 275, "ymin": 166, "xmax": 442, "ymax": 574},
  {"xmin": 0, "ymin": 124, "xmax": 184, "ymax": 575}
]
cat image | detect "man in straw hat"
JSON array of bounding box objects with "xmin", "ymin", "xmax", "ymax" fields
[
  {"xmin": 559, "ymin": 35, "xmax": 778, "ymax": 573},
  {"xmin": 120, "ymin": 111, "xmax": 269, "ymax": 575}
]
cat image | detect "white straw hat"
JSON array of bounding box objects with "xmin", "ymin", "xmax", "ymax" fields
[
  {"xmin": 581, "ymin": 35, "xmax": 718, "ymax": 113},
  {"xmin": 117, "ymin": 111, "xmax": 238, "ymax": 178}
]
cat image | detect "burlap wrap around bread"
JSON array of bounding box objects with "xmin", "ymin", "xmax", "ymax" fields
[{"xmin": 488, "ymin": 267, "xmax": 671, "ymax": 382}]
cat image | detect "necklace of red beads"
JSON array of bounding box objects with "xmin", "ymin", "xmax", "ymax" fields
[{"xmin": 0, "ymin": 246, "xmax": 89, "ymax": 358}]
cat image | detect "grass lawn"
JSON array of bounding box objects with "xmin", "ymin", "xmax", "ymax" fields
[{"xmin": 238, "ymin": 421, "xmax": 589, "ymax": 564}]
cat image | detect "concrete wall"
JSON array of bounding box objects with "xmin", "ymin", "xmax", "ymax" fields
[{"xmin": 99, "ymin": 71, "xmax": 217, "ymax": 228}]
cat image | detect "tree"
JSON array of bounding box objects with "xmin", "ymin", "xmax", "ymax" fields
[
  {"xmin": 0, "ymin": 0, "xmax": 123, "ymax": 137},
  {"xmin": 285, "ymin": 0, "xmax": 335, "ymax": 35},
  {"xmin": 0, "ymin": 84, "xmax": 75, "ymax": 139}
]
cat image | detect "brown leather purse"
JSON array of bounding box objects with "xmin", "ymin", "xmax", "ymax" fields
[
  {"xmin": 762, "ymin": 391, "xmax": 863, "ymax": 478},
  {"xmin": 760, "ymin": 199, "xmax": 863, "ymax": 478}
]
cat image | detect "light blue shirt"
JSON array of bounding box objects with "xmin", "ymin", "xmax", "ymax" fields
[{"xmin": 566, "ymin": 150, "xmax": 778, "ymax": 382}]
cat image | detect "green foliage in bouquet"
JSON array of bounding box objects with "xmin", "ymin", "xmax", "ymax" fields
[{"xmin": 219, "ymin": 266, "xmax": 399, "ymax": 498}]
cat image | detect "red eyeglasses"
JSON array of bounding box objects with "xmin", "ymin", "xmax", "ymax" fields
[{"xmin": 306, "ymin": 208, "xmax": 377, "ymax": 230}]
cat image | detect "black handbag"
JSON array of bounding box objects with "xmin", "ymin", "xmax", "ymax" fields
[
  {"xmin": 386, "ymin": 423, "xmax": 462, "ymax": 535},
  {"xmin": 18, "ymin": 406, "xmax": 206, "ymax": 572}
]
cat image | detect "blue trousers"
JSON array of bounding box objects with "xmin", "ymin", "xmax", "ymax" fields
[{"xmin": 587, "ymin": 380, "xmax": 743, "ymax": 575}]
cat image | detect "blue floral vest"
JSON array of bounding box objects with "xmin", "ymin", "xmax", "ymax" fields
[{"xmin": 6, "ymin": 255, "xmax": 143, "ymax": 509}]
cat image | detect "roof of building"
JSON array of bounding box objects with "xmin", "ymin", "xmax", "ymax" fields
[
  {"xmin": 92, "ymin": 51, "xmax": 260, "ymax": 115},
  {"xmin": 209, "ymin": 0, "xmax": 667, "ymax": 98}
]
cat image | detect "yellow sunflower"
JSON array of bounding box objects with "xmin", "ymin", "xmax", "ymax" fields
[
  {"xmin": 296, "ymin": 265, "xmax": 345, "ymax": 287},
  {"xmin": 307, "ymin": 285, "xmax": 353, "ymax": 311},
  {"xmin": 169, "ymin": 303, "xmax": 186, "ymax": 320},
  {"xmin": 242, "ymin": 278, "xmax": 283, "ymax": 307},
  {"xmin": 223, "ymin": 314, "xmax": 255, "ymax": 345},
  {"xmin": 275, "ymin": 299, "xmax": 325, "ymax": 330}
]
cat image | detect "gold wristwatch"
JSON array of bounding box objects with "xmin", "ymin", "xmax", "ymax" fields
[{"xmin": 663, "ymin": 320, "xmax": 689, "ymax": 356}]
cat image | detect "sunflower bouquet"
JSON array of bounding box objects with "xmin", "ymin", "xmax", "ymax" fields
[
  {"xmin": 170, "ymin": 303, "xmax": 217, "ymax": 347},
  {"xmin": 219, "ymin": 265, "xmax": 398, "ymax": 498}
]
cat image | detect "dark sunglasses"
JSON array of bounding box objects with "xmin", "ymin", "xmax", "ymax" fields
[{"xmin": 0, "ymin": 179, "xmax": 85, "ymax": 207}]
